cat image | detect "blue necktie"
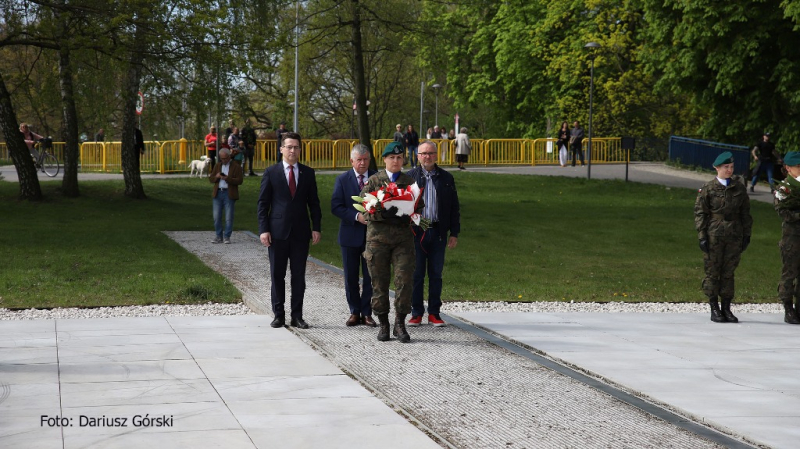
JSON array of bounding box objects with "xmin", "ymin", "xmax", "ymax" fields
[{"xmin": 390, "ymin": 172, "xmax": 397, "ymax": 182}]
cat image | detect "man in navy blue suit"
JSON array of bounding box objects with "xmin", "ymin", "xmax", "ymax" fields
[
  {"xmin": 331, "ymin": 144, "xmax": 377, "ymax": 327},
  {"xmin": 257, "ymin": 132, "xmax": 322, "ymax": 329}
]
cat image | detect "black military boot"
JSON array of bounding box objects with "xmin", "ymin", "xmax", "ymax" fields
[
  {"xmin": 709, "ymin": 297, "xmax": 727, "ymax": 323},
  {"xmin": 720, "ymin": 298, "xmax": 738, "ymax": 323},
  {"xmin": 783, "ymin": 301, "xmax": 800, "ymax": 324},
  {"xmin": 377, "ymin": 314, "xmax": 391, "ymax": 341},
  {"xmin": 393, "ymin": 314, "xmax": 411, "ymax": 343}
]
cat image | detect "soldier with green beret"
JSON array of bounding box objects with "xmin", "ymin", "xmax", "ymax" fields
[
  {"xmin": 359, "ymin": 141, "xmax": 423, "ymax": 342},
  {"xmin": 694, "ymin": 151, "xmax": 753, "ymax": 323},
  {"xmin": 774, "ymin": 151, "xmax": 800, "ymax": 324}
]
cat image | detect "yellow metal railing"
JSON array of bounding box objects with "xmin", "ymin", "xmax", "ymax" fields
[{"xmin": 2, "ymin": 138, "xmax": 623, "ymax": 172}]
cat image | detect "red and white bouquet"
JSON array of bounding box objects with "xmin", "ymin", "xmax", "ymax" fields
[
  {"xmin": 775, "ymin": 175, "xmax": 800, "ymax": 211},
  {"xmin": 353, "ymin": 182, "xmax": 431, "ymax": 229}
]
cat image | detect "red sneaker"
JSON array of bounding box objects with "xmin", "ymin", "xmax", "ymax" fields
[
  {"xmin": 428, "ymin": 314, "xmax": 447, "ymax": 327},
  {"xmin": 407, "ymin": 316, "xmax": 423, "ymax": 327}
]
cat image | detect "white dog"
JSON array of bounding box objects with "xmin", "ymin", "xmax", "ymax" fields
[{"xmin": 188, "ymin": 155, "xmax": 210, "ymax": 178}]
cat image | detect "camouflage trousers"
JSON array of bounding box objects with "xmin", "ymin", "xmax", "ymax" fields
[
  {"xmin": 779, "ymin": 234, "xmax": 800, "ymax": 303},
  {"xmin": 364, "ymin": 227, "xmax": 415, "ymax": 316},
  {"xmin": 702, "ymin": 235, "xmax": 743, "ymax": 299}
]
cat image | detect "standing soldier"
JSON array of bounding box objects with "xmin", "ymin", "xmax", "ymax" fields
[
  {"xmin": 360, "ymin": 142, "xmax": 422, "ymax": 343},
  {"xmin": 774, "ymin": 152, "xmax": 800, "ymax": 324},
  {"xmin": 694, "ymin": 151, "xmax": 753, "ymax": 323}
]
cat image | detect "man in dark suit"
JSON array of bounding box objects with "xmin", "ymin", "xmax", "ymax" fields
[
  {"xmin": 257, "ymin": 132, "xmax": 322, "ymax": 329},
  {"xmin": 331, "ymin": 144, "xmax": 377, "ymax": 327},
  {"xmin": 407, "ymin": 140, "xmax": 460, "ymax": 327}
]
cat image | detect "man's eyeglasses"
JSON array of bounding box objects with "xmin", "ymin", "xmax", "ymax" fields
[
  {"xmin": 283, "ymin": 145, "xmax": 301, "ymax": 151},
  {"xmin": 418, "ymin": 152, "xmax": 436, "ymax": 156}
]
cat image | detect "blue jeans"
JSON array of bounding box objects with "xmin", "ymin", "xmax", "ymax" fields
[
  {"xmin": 407, "ymin": 145, "xmax": 418, "ymax": 167},
  {"xmin": 212, "ymin": 190, "xmax": 236, "ymax": 239},
  {"xmin": 412, "ymin": 226, "xmax": 447, "ymax": 317},
  {"xmin": 751, "ymin": 161, "xmax": 774, "ymax": 188}
]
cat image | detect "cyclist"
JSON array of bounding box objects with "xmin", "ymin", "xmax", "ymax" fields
[{"xmin": 20, "ymin": 123, "xmax": 43, "ymax": 158}]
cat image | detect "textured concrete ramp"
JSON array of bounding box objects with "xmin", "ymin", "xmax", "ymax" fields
[{"xmin": 170, "ymin": 231, "xmax": 734, "ymax": 449}]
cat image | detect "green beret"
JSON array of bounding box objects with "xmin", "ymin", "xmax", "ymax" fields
[
  {"xmin": 713, "ymin": 151, "xmax": 734, "ymax": 167},
  {"xmin": 784, "ymin": 151, "xmax": 800, "ymax": 166},
  {"xmin": 382, "ymin": 142, "xmax": 404, "ymax": 157}
]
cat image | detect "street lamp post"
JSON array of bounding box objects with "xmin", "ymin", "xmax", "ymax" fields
[
  {"xmin": 432, "ymin": 84, "xmax": 442, "ymax": 127},
  {"xmin": 584, "ymin": 42, "xmax": 600, "ymax": 180}
]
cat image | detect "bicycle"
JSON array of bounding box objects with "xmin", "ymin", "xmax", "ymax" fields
[{"xmin": 32, "ymin": 137, "xmax": 60, "ymax": 177}]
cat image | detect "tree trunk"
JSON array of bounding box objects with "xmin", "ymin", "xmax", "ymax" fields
[
  {"xmin": 58, "ymin": 31, "xmax": 81, "ymax": 197},
  {"xmin": 349, "ymin": 0, "xmax": 376, "ymax": 171},
  {"xmin": 121, "ymin": 23, "xmax": 147, "ymax": 199},
  {"xmin": 0, "ymin": 74, "xmax": 42, "ymax": 201}
]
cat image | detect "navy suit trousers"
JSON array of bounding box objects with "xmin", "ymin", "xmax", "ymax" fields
[
  {"xmin": 268, "ymin": 232, "xmax": 310, "ymax": 319},
  {"xmin": 341, "ymin": 245, "xmax": 373, "ymax": 316}
]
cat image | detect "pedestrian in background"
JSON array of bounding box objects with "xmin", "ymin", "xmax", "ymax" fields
[
  {"xmin": 570, "ymin": 121, "xmax": 585, "ymax": 167},
  {"xmin": 774, "ymin": 151, "xmax": 800, "ymax": 324},
  {"xmin": 209, "ymin": 148, "xmax": 243, "ymax": 244},
  {"xmin": 750, "ymin": 132, "xmax": 782, "ymax": 193},
  {"xmin": 331, "ymin": 144, "xmax": 377, "ymax": 327},
  {"xmin": 275, "ymin": 122, "xmax": 289, "ymax": 162},
  {"xmin": 94, "ymin": 128, "xmax": 105, "ymax": 142},
  {"xmin": 694, "ymin": 151, "xmax": 752, "ymax": 323},
  {"xmin": 455, "ymin": 127, "xmax": 471, "ymax": 170},
  {"xmin": 360, "ymin": 142, "xmax": 421, "ymax": 343},
  {"xmin": 205, "ymin": 126, "xmax": 218, "ymax": 170},
  {"xmin": 404, "ymin": 125, "xmax": 419, "ymax": 168},
  {"xmin": 556, "ymin": 121, "xmax": 570, "ymax": 168},
  {"xmin": 407, "ymin": 141, "xmax": 460, "ymax": 328},
  {"xmin": 241, "ymin": 119, "xmax": 257, "ymax": 176}
]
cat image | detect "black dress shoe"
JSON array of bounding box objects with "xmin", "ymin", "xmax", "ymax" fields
[
  {"xmin": 290, "ymin": 318, "xmax": 310, "ymax": 329},
  {"xmin": 270, "ymin": 316, "xmax": 285, "ymax": 328}
]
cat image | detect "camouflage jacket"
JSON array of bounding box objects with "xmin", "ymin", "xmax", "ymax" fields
[
  {"xmin": 694, "ymin": 176, "xmax": 752, "ymax": 240},
  {"xmin": 774, "ymin": 196, "xmax": 800, "ymax": 236},
  {"xmin": 360, "ymin": 170, "xmax": 424, "ymax": 228}
]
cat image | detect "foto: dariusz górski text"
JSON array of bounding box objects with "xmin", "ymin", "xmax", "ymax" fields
[{"xmin": 40, "ymin": 414, "xmax": 174, "ymax": 427}]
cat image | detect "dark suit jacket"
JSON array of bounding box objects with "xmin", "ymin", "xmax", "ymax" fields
[
  {"xmin": 408, "ymin": 164, "xmax": 461, "ymax": 238},
  {"xmin": 331, "ymin": 168, "xmax": 376, "ymax": 247},
  {"xmin": 209, "ymin": 161, "xmax": 244, "ymax": 200},
  {"xmin": 257, "ymin": 162, "xmax": 322, "ymax": 241}
]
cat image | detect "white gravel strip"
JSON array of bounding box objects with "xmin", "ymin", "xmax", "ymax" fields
[
  {"xmin": 0, "ymin": 300, "xmax": 782, "ymax": 321},
  {"xmin": 442, "ymin": 301, "xmax": 783, "ymax": 314},
  {"xmin": 0, "ymin": 302, "xmax": 253, "ymax": 321}
]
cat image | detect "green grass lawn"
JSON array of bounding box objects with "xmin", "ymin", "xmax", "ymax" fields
[{"xmin": 0, "ymin": 171, "xmax": 783, "ymax": 309}]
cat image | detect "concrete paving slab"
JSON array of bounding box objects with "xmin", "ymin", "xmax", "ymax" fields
[
  {"xmin": 0, "ymin": 346, "xmax": 58, "ymax": 364},
  {"xmin": 59, "ymin": 359, "xmax": 207, "ymax": 383},
  {"xmin": 196, "ymin": 355, "xmax": 342, "ymax": 379},
  {"xmin": 0, "ymin": 332, "xmax": 56, "ymax": 349},
  {"xmin": 62, "ymin": 430, "xmax": 256, "ymax": 449},
  {"xmin": 59, "ymin": 379, "xmax": 219, "ymax": 407},
  {"xmin": 0, "ymin": 315, "xmax": 439, "ymax": 449},
  {"xmin": 0, "ymin": 382, "xmax": 60, "ymax": 411},
  {"xmin": 0, "ymin": 363, "xmax": 59, "ymax": 384},
  {"xmin": 212, "ymin": 375, "xmax": 372, "ymax": 402},
  {"xmin": 452, "ymin": 310, "xmax": 799, "ymax": 448},
  {"xmin": 0, "ymin": 426, "xmax": 62, "ymax": 449},
  {"xmin": 56, "ymin": 342, "xmax": 192, "ymax": 363}
]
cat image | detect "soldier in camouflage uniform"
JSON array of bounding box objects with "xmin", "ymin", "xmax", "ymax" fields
[
  {"xmin": 359, "ymin": 142, "xmax": 423, "ymax": 342},
  {"xmin": 774, "ymin": 151, "xmax": 800, "ymax": 324},
  {"xmin": 694, "ymin": 151, "xmax": 753, "ymax": 323}
]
